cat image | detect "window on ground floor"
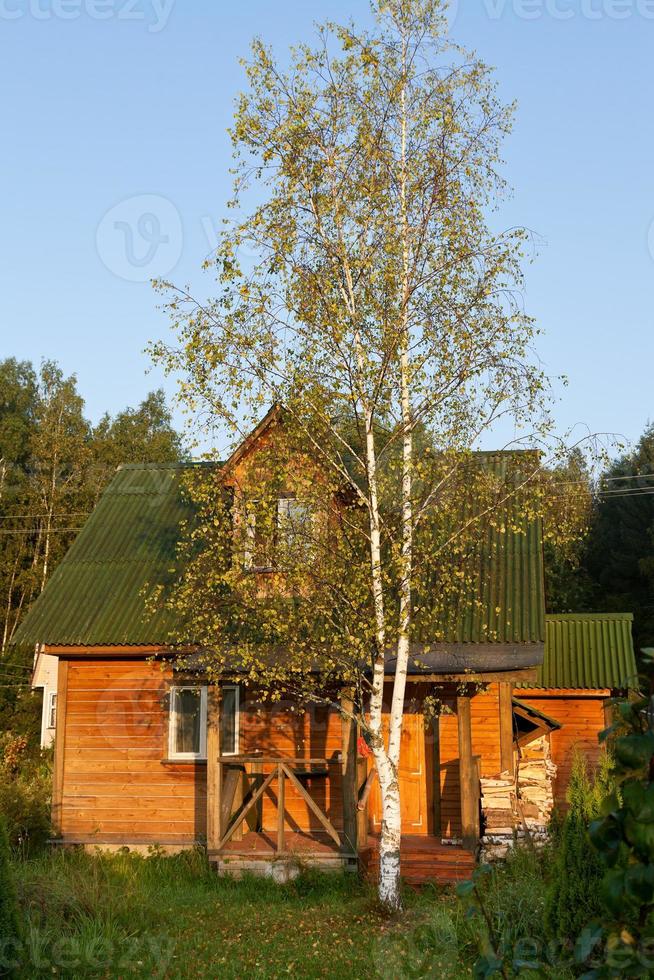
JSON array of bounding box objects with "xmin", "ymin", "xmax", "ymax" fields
[
  {"xmin": 169, "ymin": 686, "xmax": 207, "ymax": 760},
  {"xmin": 47, "ymin": 691, "xmax": 57, "ymax": 730},
  {"xmin": 167, "ymin": 684, "xmax": 239, "ymax": 760},
  {"xmin": 221, "ymin": 684, "xmax": 240, "ymax": 756}
]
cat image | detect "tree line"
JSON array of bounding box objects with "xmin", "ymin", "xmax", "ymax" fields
[{"xmin": 545, "ymin": 426, "xmax": 654, "ymax": 654}]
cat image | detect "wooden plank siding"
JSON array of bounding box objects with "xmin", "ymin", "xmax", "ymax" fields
[
  {"xmin": 367, "ymin": 682, "xmax": 504, "ymax": 841},
  {"xmin": 61, "ymin": 659, "xmax": 612, "ymax": 846},
  {"xmin": 57, "ymin": 658, "xmax": 346, "ymax": 845},
  {"xmin": 59, "ymin": 659, "xmax": 204, "ymax": 843},
  {"xmin": 239, "ymin": 697, "xmax": 345, "ymax": 834},
  {"xmin": 518, "ymin": 689, "xmax": 610, "ymax": 807}
]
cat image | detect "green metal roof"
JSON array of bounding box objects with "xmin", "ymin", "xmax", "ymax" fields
[
  {"xmin": 520, "ymin": 613, "xmax": 638, "ymax": 690},
  {"xmin": 440, "ymin": 452, "xmax": 545, "ymax": 645},
  {"xmin": 14, "ymin": 453, "xmax": 545, "ymax": 650},
  {"xmin": 13, "ymin": 463, "xmax": 217, "ymax": 647}
]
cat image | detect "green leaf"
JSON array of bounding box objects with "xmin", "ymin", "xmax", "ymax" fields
[
  {"xmin": 623, "ymin": 863, "xmax": 654, "ymax": 904},
  {"xmin": 614, "ymin": 733, "xmax": 654, "ymax": 771}
]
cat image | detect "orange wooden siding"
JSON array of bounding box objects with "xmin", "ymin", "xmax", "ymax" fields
[
  {"xmin": 61, "ymin": 659, "xmax": 204, "ymax": 843},
  {"xmin": 438, "ymin": 684, "xmax": 502, "ymax": 839},
  {"xmin": 517, "ymin": 689, "xmax": 609, "ymax": 807},
  {"xmin": 58, "ymin": 659, "xmax": 345, "ymax": 844},
  {"xmin": 239, "ymin": 696, "xmax": 344, "ymax": 833},
  {"xmin": 367, "ymin": 683, "xmax": 503, "ymax": 840}
]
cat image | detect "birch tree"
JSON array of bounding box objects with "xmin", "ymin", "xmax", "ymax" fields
[{"xmin": 152, "ymin": 0, "xmax": 561, "ymax": 909}]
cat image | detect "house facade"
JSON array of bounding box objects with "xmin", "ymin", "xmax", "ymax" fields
[{"xmin": 16, "ymin": 416, "xmax": 637, "ymax": 883}]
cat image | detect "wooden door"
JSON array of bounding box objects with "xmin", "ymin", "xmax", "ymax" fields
[{"xmin": 369, "ymin": 710, "xmax": 428, "ymax": 834}]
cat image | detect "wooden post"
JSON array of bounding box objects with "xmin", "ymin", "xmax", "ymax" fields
[
  {"xmin": 431, "ymin": 716, "xmax": 441, "ymax": 838},
  {"xmin": 206, "ymin": 684, "xmax": 222, "ymax": 851},
  {"xmin": 340, "ymin": 691, "xmax": 358, "ymax": 854},
  {"xmin": 52, "ymin": 658, "xmax": 68, "ymax": 835},
  {"xmin": 457, "ymin": 694, "xmax": 479, "ymax": 850},
  {"xmin": 251, "ymin": 760, "xmax": 263, "ymax": 832},
  {"xmin": 277, "ymin": 764, "xmax": 285, "ymax": 852},
  {"xmin": 357, "ymin": 757, "xmax": 369, "ymax": 847},
  {"xmin": 499, "ymin": 681, "xmax": 515, "ymax": 777}
]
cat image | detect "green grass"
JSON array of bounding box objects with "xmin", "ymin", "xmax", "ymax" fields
[
  {"xmin": 2, "ymin": 845, "xmax": 564, "ymax": 979},
  {"xmin": 6, "ymin": 848, "xmax": 476, "ymax": 979}
]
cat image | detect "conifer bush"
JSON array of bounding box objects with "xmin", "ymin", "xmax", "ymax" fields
[{"xmin": 545, "ymin": 750, "xmax": 612, "ymax": 941}]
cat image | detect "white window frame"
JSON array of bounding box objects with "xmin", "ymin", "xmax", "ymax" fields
[
  {"xmin": 47, "ymin": 691, "xmax": 57, "ymax": 730},
  {"xmin": 243, "ymin": 504, "xmax": 258, "ymax": 570},
  {"xmin": 221, "ymin": 684, "xmax": 240, "ymax": 757},
  {"xmin": 168, "ymin": 685, "xmax": 208, "ymax": 761}
]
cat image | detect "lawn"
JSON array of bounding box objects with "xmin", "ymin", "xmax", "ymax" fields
[{"xmin": 7, "ymin": 848, "xmax": 478, "ymax": 979}]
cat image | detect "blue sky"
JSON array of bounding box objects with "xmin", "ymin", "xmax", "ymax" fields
[{"xmin": 1, "ymin": 0, "xmax": 652, "ymax": 455}]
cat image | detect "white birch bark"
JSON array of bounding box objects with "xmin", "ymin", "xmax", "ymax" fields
[{"xmin": 377, "ymin": 38, "xmax": 413, "ymax": 909}]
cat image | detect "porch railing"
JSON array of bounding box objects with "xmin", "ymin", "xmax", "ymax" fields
[{"xmin": 215, "ymin": 756, "xmax": 342, "ymax": 854}]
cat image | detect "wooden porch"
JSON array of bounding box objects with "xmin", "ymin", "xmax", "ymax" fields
[
  {"xmin": 204, "ymin": 683, "xmax": 498, "ymax": 884},
  {"xmin": 206, "ymin": 755, "xmax": 357, "ymax": 877}
]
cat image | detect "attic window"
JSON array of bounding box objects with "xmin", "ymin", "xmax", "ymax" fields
[
  {"xmin": 276, "ymin": 496, "xmax": 312, "ymax": 555},
  {"xmin": 243, "ymin": 496, "xmax": 312, "ymax": 570}
]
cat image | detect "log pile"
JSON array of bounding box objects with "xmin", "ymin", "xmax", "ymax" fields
[{"xmin": 479, "ymin": 735, "xmax": 556, "ymax": 861}]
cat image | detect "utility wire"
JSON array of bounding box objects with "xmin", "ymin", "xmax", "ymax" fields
[
  {"xmin": 0, "ymin": 513, "xmax": 91, "ymax": 520},
  {"xmin": 0, "ymin": 528, "xmax": 84, "ymax": 535}
]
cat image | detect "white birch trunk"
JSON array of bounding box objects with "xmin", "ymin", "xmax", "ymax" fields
[{"xmin": 376, "ymin": 39, "xmax": 414, "ymax": 910}]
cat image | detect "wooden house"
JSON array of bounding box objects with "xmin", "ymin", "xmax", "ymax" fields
[{"xmin": 17, "ymin": 416, "xmax": 637, "ymax": 883}]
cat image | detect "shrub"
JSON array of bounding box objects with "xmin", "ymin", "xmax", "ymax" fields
[
  {"xmin": 460, "ymin": 844, "xmax": 551, "ymax": 955},
  {"xmin": 545, "ymin": 750, "xmax": 611, "ymax": 941},
  {"xmin": 0, "ymin": 735, "xmax": 51, "ymax": 856},
  {"xmin": 0, "ymin": 814, "xmax": 21, "ymax": 977}
]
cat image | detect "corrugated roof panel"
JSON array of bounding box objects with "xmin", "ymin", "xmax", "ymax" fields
[{"xmin": 519, "ymin": 613, "xmax": 637, "ymax": 690}]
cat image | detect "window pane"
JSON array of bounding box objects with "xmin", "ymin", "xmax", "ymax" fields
[
  {"xmin": 175, "ymin": 688, "xmax": 202, "ymax": 755},
  {"xmin": 48, "ymin": 694, "xmax": 57, "ymax": 729},
  {"xmin": 277, "ymin": 497, "xmax": 312, "ymax": 554},
  {"xmin": 244, "ymin": 500, "xmax": 274, "ymax": 569},
  {"xmin": 221, "ymin": 687, "xmax": 238, "ymax": 755}
]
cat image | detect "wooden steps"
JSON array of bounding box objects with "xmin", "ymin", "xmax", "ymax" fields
[{"xmin": 359, "ymin": 836, "xmax": 475, "ymax": 886}]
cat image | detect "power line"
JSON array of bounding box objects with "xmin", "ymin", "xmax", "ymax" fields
[
  {"xmin": 0, "ymin": 513, "xmax": 91, "ymax": 521},
  {"xmin": 0, "ymin": 528, "xmax": 84, "ymax": 535}
]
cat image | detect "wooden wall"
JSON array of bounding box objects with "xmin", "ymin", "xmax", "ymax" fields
[
  {"xmin": 56, "ymin": 658, "xmax": 345, "ymax": 844},
  {"xmin": 58, "ymin": 659, "xmax": 204, "ymax": 844},
  {"xmin": 367, "ymin": 682, "xmax": 503, "ymax": 840},
  {"xmin": 58, "ymin": 659, "xmax": 604, "ymax": 845},
  {"xmin": 437, "ymin": 683, "xmax": 502, "ymax": 839},
  {"xmin": 517, "ymin": 689, "xmax": 609, "ymax": 807}
]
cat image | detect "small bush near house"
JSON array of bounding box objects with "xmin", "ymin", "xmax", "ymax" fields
[
  {"xmin": 456, "ymin": 841, "xmax": 567, "ymax": 974},
  {"xmin": 0, "ymin": 735, "xmax": 51, "ymax": 855},
  {"xmin": 545, "ymin": 750, "xmax": 614, "ymax": 942}
]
